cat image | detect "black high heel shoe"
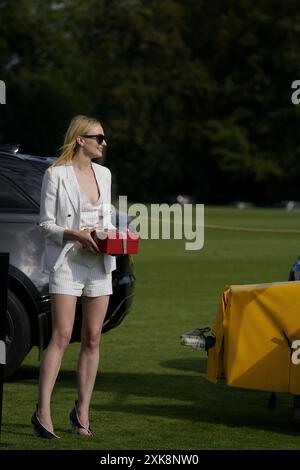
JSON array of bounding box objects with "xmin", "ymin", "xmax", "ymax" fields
[
  {"xmin": 69, "ymin": 401, "xmax": 95, "ymax": 437},
  {"xmin": 31, "ymin": 405, "xmax": 60, "ymax": 439}
]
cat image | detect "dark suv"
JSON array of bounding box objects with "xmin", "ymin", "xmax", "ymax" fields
[{"xmin": 0, "ymin": 143, "xmax": 136, "ymax": 378}]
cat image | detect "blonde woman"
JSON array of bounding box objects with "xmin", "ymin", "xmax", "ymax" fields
[{"xmin": 31, "ymin": 115, "xmax": 116, "ymax": 438}]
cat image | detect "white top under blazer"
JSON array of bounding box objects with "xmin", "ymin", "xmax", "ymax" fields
[{"xmin": 39, "ymin": 161, "xmax": 117, "ymax": 275}]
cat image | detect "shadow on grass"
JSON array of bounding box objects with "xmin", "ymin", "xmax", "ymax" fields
[
  {"xmin": 6, "ymin": 361, "xmax": 299, "ymax": 437},
  {"xmin": 1, "ymin": 423, "xmax": 71, "ymax": 439},
  {"xmin": 0, "ymin": 441, "xmax": 12, "ymax": 448},
  {"xmin": 6, "ymin": 365, "xmax": 40, "ymax": 382},
  {"xmin": 161, "ymin": 357, "xmax": 208, "ymax": 373},
  {"xmin": 1, "ymin": 424, "xmax": 39, "ymax": 439}
]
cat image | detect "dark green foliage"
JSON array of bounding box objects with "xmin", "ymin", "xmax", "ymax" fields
[{"xmin": 1, "ymin": 0, "xmax": 300, "ymax": 202}]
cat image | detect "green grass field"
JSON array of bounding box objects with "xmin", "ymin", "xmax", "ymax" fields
[{"xmin": 2, "ymin": 206, "xmax": 300, "ymax": 450}]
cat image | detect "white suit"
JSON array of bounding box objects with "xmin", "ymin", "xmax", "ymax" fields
[{"xmin": 39, "ymin": 161, "xmax": 116, "ymax": 275}]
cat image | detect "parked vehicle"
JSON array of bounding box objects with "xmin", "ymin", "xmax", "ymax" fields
[{"xmin": 0, "ymin": 143, "xmax": 136, "ymax": 378}]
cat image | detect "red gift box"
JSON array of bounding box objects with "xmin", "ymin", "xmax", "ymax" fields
[{"xmin": 93, "ymin": 230, "xmax": 140, "ymax": 255}]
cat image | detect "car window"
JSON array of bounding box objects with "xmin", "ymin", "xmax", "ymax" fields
[
  {"xmin": 0, "ymin": 157, "xmax": 48, "ymax": 206},
  {"xmin": 0, "ymin": 174, "xmax": 37, "ymax": 212}
]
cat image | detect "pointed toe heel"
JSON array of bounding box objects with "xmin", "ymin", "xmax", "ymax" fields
[
  {"xmin": 69, "ymin": 401, "xmax": 95, "ymax": 437},
  {"xmin": 31, "ymin": 405, "xmax": 60, "ymax": 439}
]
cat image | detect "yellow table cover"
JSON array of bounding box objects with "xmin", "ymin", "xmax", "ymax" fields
[{"xmin": 206, "ymin": 281, "xmax": 300, "ymax": 394}]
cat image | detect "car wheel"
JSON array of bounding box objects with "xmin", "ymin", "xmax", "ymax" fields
[{"xmin": 4, "ymin": 290, "xmax": 32, "ymax": 378}]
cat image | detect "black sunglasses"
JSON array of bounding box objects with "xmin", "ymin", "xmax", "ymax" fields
[{"xmin": 81, "ymin": 134, "xmax": 108, "ymax": 144}]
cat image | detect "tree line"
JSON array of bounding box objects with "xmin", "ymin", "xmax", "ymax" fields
[{"xmin": 1, "ymin": 0, "xmax": 300, "ymax": 204}]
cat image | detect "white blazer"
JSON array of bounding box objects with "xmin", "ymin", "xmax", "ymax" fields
[{"xmin": 39, "ymin": 161, "xmax": 117, "ymax": 274}]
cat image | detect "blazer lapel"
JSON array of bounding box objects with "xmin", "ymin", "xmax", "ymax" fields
[
  {"xmin": 62, "ymin": 164, "xmax": 81, "ymax": 213},
  {"xmin": 92, "ymin": 162, "xmax": 107, "ymax": 204}
]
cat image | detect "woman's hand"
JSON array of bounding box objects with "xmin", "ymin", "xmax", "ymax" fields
[{"xmin": 77, "ymin": 228, "xmax": 100, "ymax": 253}]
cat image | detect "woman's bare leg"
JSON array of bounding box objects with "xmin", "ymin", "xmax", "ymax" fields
[
  {"xmin": 37, "ymin": 294, "xmax": 78, "ymax": 432},
  {"xmin": 76, "ymin": 295, "xmax": 109, "ymax": 434}
]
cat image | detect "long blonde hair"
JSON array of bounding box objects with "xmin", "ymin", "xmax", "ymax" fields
[{"xmin": 51, "ymin": 115, "xmax": 101, "ymax": 167}]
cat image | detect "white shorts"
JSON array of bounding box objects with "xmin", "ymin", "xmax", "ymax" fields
[{"xmin": 49, "ymin": 247, "xmax": 112, "ymax": 297}]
